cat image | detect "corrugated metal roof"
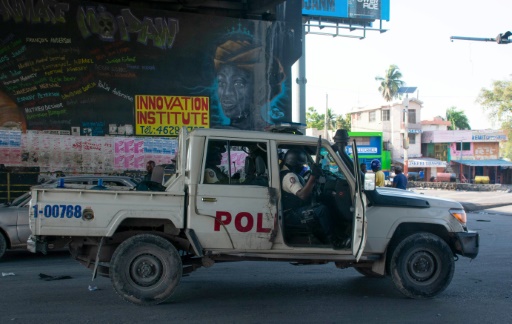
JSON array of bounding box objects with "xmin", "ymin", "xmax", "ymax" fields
[{"xmin": 451, "ymin": 159, "xmax": 512, "ymax": 167}]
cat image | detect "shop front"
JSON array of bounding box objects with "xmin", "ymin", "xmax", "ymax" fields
[
  {"xmin": 451, "ymin": 159, "xmax": 512, "ymax": 184},
  {"xmin": 393, "ymin": 157, "xmax": 447, "ymax": 181}
]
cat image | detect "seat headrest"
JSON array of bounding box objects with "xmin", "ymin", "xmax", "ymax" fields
[
  {"xmin": 151, "ymin": 165, "xmax": 165, "ymax": 184},
  {"xmin": 255, "ymin": 156, "xmax": 266, "ymax": 176}
]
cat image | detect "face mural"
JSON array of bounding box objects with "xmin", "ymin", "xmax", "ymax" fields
[
  {"xmin": 211, "ymin": 34, "xmax": 287, "ymax": 130},
  {"xmin": 216, "ymin": 64, "xmax": 253, "ymax": 121}
]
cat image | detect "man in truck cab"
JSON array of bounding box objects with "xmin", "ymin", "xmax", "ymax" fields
[
  {"xmin": 204, "ymin": 141, "xmax": 229, "ymax": 184},
  {"xmin": 280, "ymin": 148, "xmax": 348, "ymax": 249}
]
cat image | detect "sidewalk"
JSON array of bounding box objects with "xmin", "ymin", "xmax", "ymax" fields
[{"xmin": 412, "ymin": 188, "xmax": 512, "ymax": 214}]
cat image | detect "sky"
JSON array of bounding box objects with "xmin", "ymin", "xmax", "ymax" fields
[{"xmin": 298, "ymin": 0, "xmax": 512, "ymax": 130}]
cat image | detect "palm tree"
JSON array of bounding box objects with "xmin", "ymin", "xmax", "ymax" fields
[
  {"xmin": 375, "ymin": 64, "xmax": 405, "ymax": 102},
  {"xmin": 306, "ymin": 107, "xmax": 338, "ymax": 130},
  {"xmin": 446, "ymin": 106, "xmax": 471, "ymax": 130},
  {"xmin": 326, "ymin": 108, "xmax": 337, "ymax": 131},
  {"xmin": 375, "ymin": 65, "xmax": 405, "ymax": 158}
]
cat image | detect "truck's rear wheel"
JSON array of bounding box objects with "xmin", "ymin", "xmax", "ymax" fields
[
  {"xmin": 390, "ymin": 232, "xmax": 454, "ymax": 299},
  {"xmin": 110, "ymin": 234, "xmax": 182, "ymax": 305},
  {"xmin": 0, "ymin": 233, "xmax": 7, "ymax": 260}
]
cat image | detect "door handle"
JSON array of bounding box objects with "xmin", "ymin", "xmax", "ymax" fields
[{"xmin": 202, "ymin": 197, "xmax": 217, "ymax": 202}]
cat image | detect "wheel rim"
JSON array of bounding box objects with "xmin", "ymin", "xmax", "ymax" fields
[
  {"xmin": 129, "ymin": 253, "xmax": 163, "ymax": 287},
  {"xmin": 406, "ymin": 250, "xmax": 439, "ymax": 283}
]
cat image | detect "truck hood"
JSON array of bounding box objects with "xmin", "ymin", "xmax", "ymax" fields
[{"xmin": 367, "ymin": 187, "xmax": 463, "ymax": 210}]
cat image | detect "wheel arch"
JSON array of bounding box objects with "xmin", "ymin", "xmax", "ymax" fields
[
  {"xmin": 385, "ymin": 222, "xmax": 452, "ymax": 274},
  {"xmin": 69, "ymin": 218, "xmax": 192, "ymax": 276}
]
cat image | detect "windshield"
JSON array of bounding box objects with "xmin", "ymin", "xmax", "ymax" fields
[{"xmin": 312, "ymin": 147, "xmax": 347, "ymax": 180}]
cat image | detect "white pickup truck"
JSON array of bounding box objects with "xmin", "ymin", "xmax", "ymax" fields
[{"xmin": 28, "ymin": 127, "xmax": 479, "ymax": 305}]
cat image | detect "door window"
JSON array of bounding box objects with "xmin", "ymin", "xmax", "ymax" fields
[{"xmin": 203, "ymin": 140, "xmax": 268, "ymax": 186}]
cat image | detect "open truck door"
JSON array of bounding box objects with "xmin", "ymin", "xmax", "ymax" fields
[{"xmin": 351, "ymin": 140, "xmax": 367, "ymax": 260}]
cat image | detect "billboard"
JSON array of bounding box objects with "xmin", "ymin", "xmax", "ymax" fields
[
  {"xmin": 302, "ymin": 0, "xmax": 390, "ymax": 21},
  {"xmin": 0, "ymin": 0, "xmax": 298, "ymax": 137}
]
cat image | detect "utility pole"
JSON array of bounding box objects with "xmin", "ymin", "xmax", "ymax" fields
[
  {"xmin": 324, "ymin": 93, "xmax": 329, "ymax": 140},
  {"xmin": 398, "ymin": 87, "xmax": 417, "ymax": 176},
  {"xmin": 460, "ymin": 140, "xmax": 463, "ymax": 182},
  {"xmin": 403, "ymin": 95, "xmax": 409, "ymax": 175}
]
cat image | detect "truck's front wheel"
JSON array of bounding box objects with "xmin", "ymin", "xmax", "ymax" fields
[
  {"xmin": 110, "ymin": 234, "xmax": 182, "ymax": 305},
  {"xmin": 390, "ymin": 232, "xmax": 454, "ymax": 299}
]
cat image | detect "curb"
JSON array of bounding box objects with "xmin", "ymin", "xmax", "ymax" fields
[{"xmin": 461, "ymin": 202, "xmax": 512, "ymax": 212}]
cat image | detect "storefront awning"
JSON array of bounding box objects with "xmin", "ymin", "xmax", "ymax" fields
[
  {"xmin": 393, "ymin": 158, "xmax": 447, "ymax": 168},
  {"xmin": 451, "ymin": 159, "xmax": 512, "ymax": 168}
]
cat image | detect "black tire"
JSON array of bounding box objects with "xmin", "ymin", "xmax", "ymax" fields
[
  {"xmin": 110, "ymin": 234, "xmax": 182, "ymax": 305},
  {"xmin": 0, "ymin": 233, "xmax": 7, "ymax": 260},
  {"xmin": 390, "ymin": 232, "xmax": 454, "ymax": 299},
  {"xmin": 354, "ymin": 267, "xmax": 385, "ymax": 278}
]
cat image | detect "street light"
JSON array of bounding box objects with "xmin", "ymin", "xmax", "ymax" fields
[
  {"xmin": 450, "ymin": 31, "xmax": 511, "ymax": 44},
  {"xmin": 398, "ymin": 86, "xmax": 417, "ymax": 176}
]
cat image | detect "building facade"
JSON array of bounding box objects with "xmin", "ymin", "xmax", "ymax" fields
[{"xmin": 422, "ymin": 129, "xmax": 512, "ymax": 184}]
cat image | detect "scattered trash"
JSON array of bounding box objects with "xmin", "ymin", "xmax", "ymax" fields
[
  {"xmin": 39, "ymin": 273, "xmax": 72, "ymax": 281},
  {"xmin": 88, "ymin": 285, "xmax": 99, "ymax": 291},
  {"xmin": 2, "ymin": 272, "xmax": 15, "ymax": 276}
]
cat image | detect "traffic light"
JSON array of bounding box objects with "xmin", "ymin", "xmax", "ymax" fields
[{"xmin": 496, "ymin": 31, "xmax": 511, "ymax": 44}]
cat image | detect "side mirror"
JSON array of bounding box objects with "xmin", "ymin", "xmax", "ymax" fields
[{"xmin": 364, "ymin": 173, "xmax": 376, "ymax": 191}]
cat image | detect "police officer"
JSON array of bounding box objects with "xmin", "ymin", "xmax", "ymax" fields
[
  {"xmin": 280, "ymin": 148, "xmax": 347, "ymax": 249},
  {"xmin": 204, "ymin": 142, "xmax": 229, "ymax": 184}
]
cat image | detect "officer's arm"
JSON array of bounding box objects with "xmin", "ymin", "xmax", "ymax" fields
[{"xmin": 296, "ymin": 175, "xmax": 316, "ymax": 200}]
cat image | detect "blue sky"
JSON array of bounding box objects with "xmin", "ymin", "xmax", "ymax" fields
[{"xmin": 300, "ymin": 0, "xmax": 512, "ymax": 130}]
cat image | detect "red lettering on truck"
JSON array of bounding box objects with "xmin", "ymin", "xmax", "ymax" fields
[{"xmin": 214, "ymin": 211, "xmax": 272, "ymax": 233}]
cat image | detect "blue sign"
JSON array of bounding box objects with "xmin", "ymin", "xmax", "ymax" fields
[{"xmin": 302, "ymin": 0, "xmax": 390, "ymax": 20}]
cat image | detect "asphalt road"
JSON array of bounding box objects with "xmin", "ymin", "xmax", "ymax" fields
[{"xmin": 1, "ymin": 209, "xmax": 511, "ymax": 324}]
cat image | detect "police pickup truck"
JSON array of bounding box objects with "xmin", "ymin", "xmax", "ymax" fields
[{"xmin": 28, "ymin": 127, "xmax": 478, "ymax": 305}]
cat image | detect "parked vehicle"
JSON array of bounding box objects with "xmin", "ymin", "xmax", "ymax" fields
[
  {"xmin": 43, "ymin": 176, "xmax": 139, "ymax": 190},
  {"xmin": 0, "ymin": 176, "xmax": 138, "ymax": 259},
  {"xmin": 0, "ymin": 192, "xmax": 32, "ymax": 259},
  {"xmin": 28, "ymin": 128, "xmax": 478, "ymax": 305}
]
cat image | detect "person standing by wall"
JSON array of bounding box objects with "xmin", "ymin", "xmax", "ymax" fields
[
  {"xmin": 371, "ymin": 159, "xmax": 385, "ymax": 187},
  {"xmin": 392, "ymin": 165, "xmax": 408, "ymax": 190}
]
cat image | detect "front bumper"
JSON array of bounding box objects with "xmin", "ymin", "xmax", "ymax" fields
[{"xmin": 452, "ymin": 231, "xmax": 479, "ymax": 259}]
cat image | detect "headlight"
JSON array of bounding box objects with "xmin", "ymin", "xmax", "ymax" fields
[{"xmin": 450, "ymin": 208, "xmax": 467, "ymax": 224}]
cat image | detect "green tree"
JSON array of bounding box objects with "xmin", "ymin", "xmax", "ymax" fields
[
  {"xmin": 477, "ymin": 79, "xmax": 512, "ymax": 159},
  {"xmin": 306, "ymin": 107, "xmax": 338, "ymax": 130},
  {"xmin": 336, "ymin": 113, "xmax": 351, "ymax": 132},
  {"xmin": 326, "ymin": 108, "xmax": 337, "ymax": 130},
  {"xmin": 446, "ymin": 106, "xmax": 471, "ymax": 130},
  {"xmin": 306, "ymin": 106, "xmax": 324, "ymax": 129},
  {"xmin": 375, "ymin": 64, "xmax": 405, "ymax": 102},
  {"xmin": 477, "ymin": 79, "xmax": 512, "ymax": 122},
  {"xmin": 501, "ymin": 120, "xmax": 512, "ymax": 160}
]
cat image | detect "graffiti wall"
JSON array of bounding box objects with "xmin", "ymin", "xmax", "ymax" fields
[
  {"xmin": 0, "ymin": 0, "xmax": 297, "ymax": 137},
  {"xmin": 0, "ymin": 129, "xmax": 176, "ymax": 172}
]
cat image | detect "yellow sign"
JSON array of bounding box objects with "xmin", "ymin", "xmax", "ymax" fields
[{"xmin": 135, "ymin": 95, "xmax": 210, "ymax": 136}]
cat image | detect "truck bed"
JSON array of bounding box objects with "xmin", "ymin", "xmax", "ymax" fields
[{"xmin": 29, "ymin": 188, "xmax": 185, "ymax": 237}]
